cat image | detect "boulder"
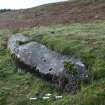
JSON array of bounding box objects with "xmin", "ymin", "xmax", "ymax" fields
[{"xmin": 8, "ymin": 33, "xmax": 88, "ymax": 93}]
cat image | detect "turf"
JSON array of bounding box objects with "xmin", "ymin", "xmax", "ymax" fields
[{"xmin": 1, "ymin": 21, "xmax": 105, "ymax": 105}]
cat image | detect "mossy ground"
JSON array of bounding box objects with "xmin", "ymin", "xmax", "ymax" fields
[{"xmin": 0, "ymin": 21, "xmax": 105, "ymax": 105}]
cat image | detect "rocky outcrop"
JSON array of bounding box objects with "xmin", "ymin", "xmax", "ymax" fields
[{"xmin": 8, "ymin": 33, "xmax": 88, "ymax": 93}]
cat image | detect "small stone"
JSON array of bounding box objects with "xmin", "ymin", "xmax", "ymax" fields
[
  {"xmin": 55, "ymin": 96, "xmax": 63, "ymax": 99},
  {"xmin": 45, "ymin": 93, "xmax": 52, "ymax": 96},
  {"xmin": 29, "ymin": 97, "xmax": 37, "ymax": 100},
  {"xmin": 42, "ymin": 96, "xmax": 50, "ymax": 100}
]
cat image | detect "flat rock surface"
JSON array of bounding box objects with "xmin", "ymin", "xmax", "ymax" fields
[{"xmin": 8, "ymin": 33, "xmax": 87, "ymax": 77}]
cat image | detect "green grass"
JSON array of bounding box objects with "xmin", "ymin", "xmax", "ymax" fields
[
  {"xmin": 0, "ymin": 30, "xmax": 62, "ymax": 105},
  {"xmin": 23, "ymin": 21, "xmax": 105, "ymax": 104},
  {"xmin": 1, "ymin": 21, "xmax": 105, "ymax": 105},
  {"xmin": 0, "ymin": 48, "xmax": 61, "ymax": 105}
]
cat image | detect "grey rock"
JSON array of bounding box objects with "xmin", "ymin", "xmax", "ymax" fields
[{"xmin": 8, "ymin": 33, "xmax": 88, "ymax": 93}]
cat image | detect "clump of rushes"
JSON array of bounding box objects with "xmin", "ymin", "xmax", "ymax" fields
[{"xmin": 64, "ymin": 61, "xmax": 79, "ymax": 76}]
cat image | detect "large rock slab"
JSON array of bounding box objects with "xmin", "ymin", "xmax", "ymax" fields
[{"xmin": 8, "ymin": 33, "xmax": 88, "ymax": 93}]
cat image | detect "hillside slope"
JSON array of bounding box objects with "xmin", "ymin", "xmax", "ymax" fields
[
  {"xmin": 0, "ymin": 0, "xmax": 105, "ymax": 105},
  {"xmin": 1, "ymin": 22, "xmax": 105, "ymax": 105},
  {"xmin": 0, "ymin": 0, "xmax": 105, "ymax": 28}
]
